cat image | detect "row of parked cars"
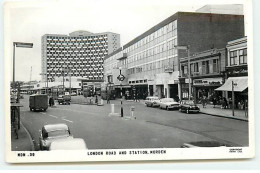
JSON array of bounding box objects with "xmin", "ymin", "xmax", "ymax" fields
[
  {"xmin": 145, "ymin": 96, "xmax": 200, "ymax": 114},
  {"xmin": 39, "ymin": 123, "xmax": 87, "ymax": 151}
]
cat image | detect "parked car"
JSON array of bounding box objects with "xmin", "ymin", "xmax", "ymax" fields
[
  {"xmin": 58, "ymin": 95, "xmax": 71, "ymax": 105},
  {"xmin": 29, "ymin": 94, "xmax": 48, "ymax": 112},
  {"xmin": 49, "ymin": 138, "xmax": 88, "ymax": 150},
  {"xmin": 181, "ymin": 141, "xmax": 232, "ymax": 148},
  {"xmin": 179, "ymin": 100, "xmax": 200, "ymax": 114},
  {"xmin": 158, "ymin": 98, "xmax": 179, "ymax": 110},
  {"xmin": 39, "ymin": 124, "xmax": 73, "ymax": 150},
  {"xmin": 71, "ymin": 92, "xmax": 77, "ymax": 96},
  {"xmin": 145, "ymin": 96, "xmax": 160, "ymax": 107}
]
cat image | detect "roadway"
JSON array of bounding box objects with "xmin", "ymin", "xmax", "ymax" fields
[{"xmin": 19, "ymin": 95, "xmax": 249, "ymax": 151}]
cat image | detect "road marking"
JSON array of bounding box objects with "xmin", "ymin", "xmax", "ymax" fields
[
  {"xmin": 62, "ymin": 118, "xmax": 73, "ymax": 123},
  {"xmin": 48, "ymin": 114, "xmax": 58, "ymax": 118}
]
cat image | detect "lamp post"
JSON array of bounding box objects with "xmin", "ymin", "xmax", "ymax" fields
[
  {"xmin": 12, "ymin": 42, "xmax": 33, "ymax": 130},
  {"xmin": 13, "ymin": 42, "xmax": 33, "ymax": 101},
  {"xmin": 175, "ymin": 45, "xmax": 191, "ymax": 100},
  {"xmin": 232, "ymin": 81, "xmax": 237, "ymax": 116}
]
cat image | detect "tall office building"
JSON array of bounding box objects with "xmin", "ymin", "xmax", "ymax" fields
[{"xmin": 41, "ymin": 30, "xmax": 120, "ymax": 82}]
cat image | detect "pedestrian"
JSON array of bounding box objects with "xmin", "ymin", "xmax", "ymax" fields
[
  {"xmin": 95, "ymin": 95, "xmax": 98, "ymax": 104},
  {"xmin": 51, "ymin": 97, "xmax": 54, "ymax": 107},
  {"xmin": 221, "ymin": 97, "xmax": 227, "ymax": 109},
  {"xmin": 202, "ymin": 96, "xmax": 207, "ymax": 108},
  {"xmin": 107, "ymin": 94, "xmax": 110, "ymax": 104},
  {"xmin": 49, "ymin": 97, "xmax": 53, "ymax": 107},
  {"xmin": 213, "ymin": 96, "xmax": 217, "ymax": 108}
]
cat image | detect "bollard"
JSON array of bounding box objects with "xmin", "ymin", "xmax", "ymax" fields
[
  {"xmin": 130, "ymin": 106, "xmax": 136, "ymax": 119},
  {"xmin": 111, "ymin": 104, "xmax": 115, "ymax": 114},
  {"xmin": 101, "ymin": 99, "xmax": 103, "ymax": 105},
  {"xmin": 108, "ymin": 104, "xmax": 120, "ymax": 117}
]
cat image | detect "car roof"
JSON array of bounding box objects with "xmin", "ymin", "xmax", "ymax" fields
[
  {"xmin": 50, "ymin": 138, "xmax": 87, "ymax": 150},
  {"xmin": 182, "ymin": 141, "xmax": 232, "ymax": 147},
  {"xmin": 146, "ymin": 96, "xmax": 159, "ymax": 99},
  {"xmin": 43, "ymin": 124, "xmax": 69, "ymax": 132}
]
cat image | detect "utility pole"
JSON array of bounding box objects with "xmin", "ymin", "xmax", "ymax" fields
[{"xmin": 232, "ymin": 81, "xmax": 237, "ymax": 116}]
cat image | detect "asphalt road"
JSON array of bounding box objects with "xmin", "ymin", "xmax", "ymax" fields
[{"xmin": 19, "ymin": 95, "xmax": 248, "ymax": 151}]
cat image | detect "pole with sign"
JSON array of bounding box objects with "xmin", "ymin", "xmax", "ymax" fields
[{"xmin": 118, "ymin": 67, "xmax": 125, "ymax": 117}]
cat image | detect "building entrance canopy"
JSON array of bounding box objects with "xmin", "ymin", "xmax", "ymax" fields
[{"xmin": 215, "ymin": 76, "xmax": 248, "ymax": 92}]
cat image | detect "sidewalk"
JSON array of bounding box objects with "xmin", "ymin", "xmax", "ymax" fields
[
  {"xmin": 198, "ymin": 104, "xmax": 248, "ymax": 122},
  {"xmin": 11, "ymin": 122, "xmax": 34, "ymax": 151}
]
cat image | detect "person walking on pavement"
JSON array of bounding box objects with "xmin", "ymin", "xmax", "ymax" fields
[
  {"xmin": 221, "ymin": 97, "xmax": 228, "ymax": 109},
  {"xmin": 202, "ymin": 96, "xmax": 207, "ymax": 108},
  {"xmin": 49, "ymin": 96, "xmax": 54, "ymax": 107},
  {"xmin": 95, "ymin": 95, "xmax": 98, "ymax": 104},
  {"xmin": 107, "ymin": 94, "xmax": 110, "ymax": 104},
  {"xmin": 213, "ymin": 96, "xmax": 217, "ymax": 108}
]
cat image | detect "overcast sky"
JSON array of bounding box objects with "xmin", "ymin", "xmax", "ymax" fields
[{"xmin": 4, "ymin": 0, "xmax": 246, "ymax": 82}]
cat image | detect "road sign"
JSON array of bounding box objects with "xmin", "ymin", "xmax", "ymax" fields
[{"xmin": 117, "ymin": 74, "xmax": 125, "ymax": 81}]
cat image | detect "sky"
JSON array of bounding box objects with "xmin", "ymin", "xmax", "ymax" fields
[{"xmin": 4, "ymin": 0, "xmax": 246, "ymax": 82}]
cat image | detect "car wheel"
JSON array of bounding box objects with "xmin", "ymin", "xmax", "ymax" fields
[{"xmin": 186, "ymin": 110, "xmax": 189, "ymax": 114}]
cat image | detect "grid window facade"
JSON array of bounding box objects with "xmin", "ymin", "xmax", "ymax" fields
[{"xmin": 42, "ymin": 32, "xmax": 119, "ymax": 81}]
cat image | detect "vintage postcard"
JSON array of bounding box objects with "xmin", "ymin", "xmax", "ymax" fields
[{"xmin": 4, "ymin": 0, "xmax": 254, "ymax": 163}]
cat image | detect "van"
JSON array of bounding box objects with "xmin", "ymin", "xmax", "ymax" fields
[{"xmin": 29, "ymin": 94, "xmax": 48, "ymax": 111}]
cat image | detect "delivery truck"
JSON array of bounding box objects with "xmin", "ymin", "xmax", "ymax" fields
[{"xmin": 29, "ymin": 94, "xmax": 48, "ymax": 112}]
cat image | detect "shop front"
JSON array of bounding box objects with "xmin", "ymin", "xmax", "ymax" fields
[
  {"xmin": 215, "ymin": 76, "xmax": 248, "ymax": 109},
  {"xmin": 193, "ymin": 78, "xmax": 223, "ymax": 104}
]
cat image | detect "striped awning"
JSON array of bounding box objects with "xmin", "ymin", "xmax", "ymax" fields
[{"xmin": 215, "ymin": 77, "xmax": 248, "ymax": 92}]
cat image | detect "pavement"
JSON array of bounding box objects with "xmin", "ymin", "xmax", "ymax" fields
[
  {"xmin": 11, "ymin": 96, "xmax": 249, "ymax": 151},
  {"xmin": 197, "ymin": 103, "xmax": 248, "ymax": 122},
  {"xmin": 11, "ymin": 121, "xmax": 34, "ymax": 151}
]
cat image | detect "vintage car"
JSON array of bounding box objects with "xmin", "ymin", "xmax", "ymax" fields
[
  {"xmin": 158, "ymin": 98, "xmax": 179, "ymax": 110},
  {"xmin": 49, "ymin": 138, "xmax": 88, "ymax": 150},
  {"xmin": 179, "ymin": 100, "xmax": 200, "ymax": 114},
  {"xmin": 181, "ymin": 141, "xmax": 232, "ymax": 148},
  {"xmin": 57, "ymin": 95, "xmax": 71, "ymax": 105},
  {"xmin": 39, "ymin": 124, "xmax": 73, "ymax": 150},
  {"xmin": 144, "ymin": 96, "xmax": 160, "ymax": 107}
]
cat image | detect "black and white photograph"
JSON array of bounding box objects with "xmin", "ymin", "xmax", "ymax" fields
[{"xmin": 3, "ymin": 0, "xmax": 254, "ymax": 163}]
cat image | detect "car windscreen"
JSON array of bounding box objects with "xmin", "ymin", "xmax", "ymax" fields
[
  {"xmin": 47, "ymin": 130, "xmax": 70, "ymax": 138},
  {"xmin": 183, "ymin": 100, "xmax": 194, "ymax": 105}
]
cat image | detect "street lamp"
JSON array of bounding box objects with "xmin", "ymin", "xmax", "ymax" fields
[
  {"xmin": 175, "ymin": 45, "xmax": 191, "ymax": 100},
  {"xmin": 13, "ymin": 42, "xmax": 33, "ymax": 101},
  {"xmin": 61, "ymin": 68, "xmax": 71, "ymax": 95},
  {"xmin": 232, "ymin": 81, "xmax": 237, "ymax": 116}
]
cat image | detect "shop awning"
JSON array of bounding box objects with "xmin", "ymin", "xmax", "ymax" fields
[{"xmin": 215, "ymin": 76, "xmax": 248, "ymax": 92}]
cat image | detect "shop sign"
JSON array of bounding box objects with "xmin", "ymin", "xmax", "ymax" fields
[
  {"xmin": 193, "ymin": 79, "xmax": 222, "ymax": 86},
  {"xmin": 228, "ymin": 68, "xmax": 248, "ymax": 75}
]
